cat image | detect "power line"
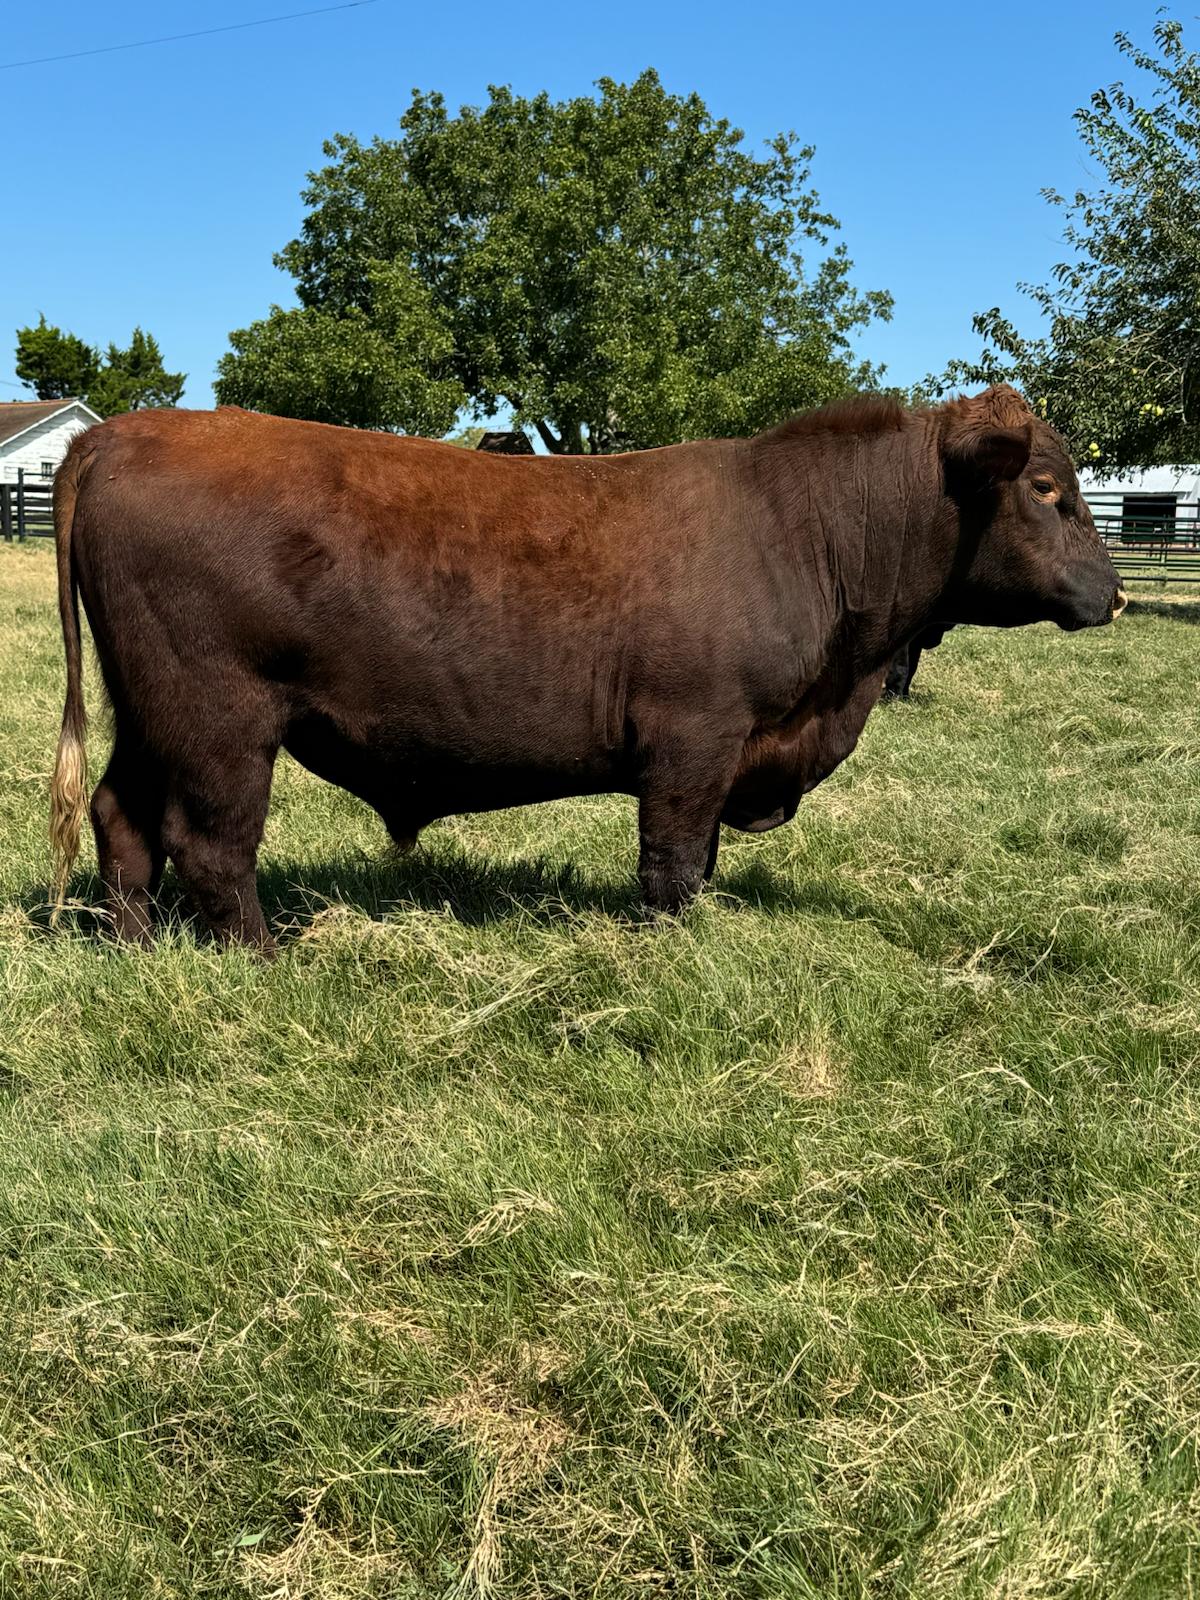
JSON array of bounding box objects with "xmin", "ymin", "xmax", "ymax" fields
[{"xmin": 0, "ymin": 1, "xmax": 379, "ymax": 71}]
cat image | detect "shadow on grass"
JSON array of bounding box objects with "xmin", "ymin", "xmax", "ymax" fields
[
  {"xmin": 258, "ymin": 847, "xmax": 640, "ymax": 929},
  {"xmin": 22, "ymin": 834, "xmax": 886, "ymax": 946},
  {"xmin": 712, "ymin": 854, "xmax": 875, "ymax": 923},
  {"xmin": 18, "ymin": 875, "xmax": 110, "ymax": 941},
  {"xmin": 877, "ymin": 686, "xmax": 939, "ymax": 708},
  {"xmin": 19, "ymin": 852, "xmax": 631, "ymax": 943},
  {"xmin": 1123, "ymin": 595, "xmax": 1200, "ymax": 624},
  {"xmin": 262, "ymin": 843, "xmax": 882, "ymax": 930}
]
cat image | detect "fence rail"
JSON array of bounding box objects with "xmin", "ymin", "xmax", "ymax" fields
[
  {"xmin": 1, "ymin": 470, "xmax": 54, "ymax": 541},
  {"xmin": 1090, "ymin": 498, "xmax": 1200, "ymax": 585}
]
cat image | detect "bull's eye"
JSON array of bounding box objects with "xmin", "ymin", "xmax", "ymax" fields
[{"xmin": 1031, "ymin": 477, "xmax": 1057, "ymax": 499}]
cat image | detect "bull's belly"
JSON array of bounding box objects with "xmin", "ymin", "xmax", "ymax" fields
[
  {"xmin": 282, "ymin": 710, "xmax": 628, "ymax": 828},
  {"xmin": 279, "ymin": 665, "xmax": 883, "ymax": 836}
]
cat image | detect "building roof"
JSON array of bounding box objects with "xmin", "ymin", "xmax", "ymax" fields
[
  {"xmin": 0, "ymin": 398, "xmax": 101, "ymax": 450},
  {"xmin": 1082, "ymin": 463, "xmax": 1200, "ymax": 501}
]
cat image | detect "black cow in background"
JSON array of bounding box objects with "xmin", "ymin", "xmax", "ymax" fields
[
  {"xmin": 476, "ymin": 430, "xmax": 535, "ymax": 454},
  {"xmin": 882, "ymin": 625, "xmax": 952, "ymax": 700}
]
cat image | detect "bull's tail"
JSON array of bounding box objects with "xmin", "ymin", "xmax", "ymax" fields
[{"xmin": 49, "ymin": 440, "xmax": 90, "ymax": 921}]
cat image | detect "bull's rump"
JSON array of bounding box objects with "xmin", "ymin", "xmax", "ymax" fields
[{"xmin": 68, "ymin": 409, "xmax": 750, "ymax": 811}]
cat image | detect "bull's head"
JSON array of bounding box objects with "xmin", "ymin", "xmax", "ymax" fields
[{"xmin": 940, "ymin": 386, "xmax": 1125, "ymax": 631}]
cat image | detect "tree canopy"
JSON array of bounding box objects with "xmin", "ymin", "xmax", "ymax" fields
[
  {"xmin": 939, "ymin": 15, "xmax": 1200, "ymax": 471},
  {"xmin": 15, "ymin": 317, "xmax": 185, "ymax": 415},
  {"xmin": 216, "ymin": 71, "xmax": 892, "ymax": 450},
  {"xmin": 15, "ymin": 317, "xmax": 98, "ymax": 402}
]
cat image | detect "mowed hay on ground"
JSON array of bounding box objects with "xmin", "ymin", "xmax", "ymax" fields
[{"xmin": 1, "ymin": 541, "xmax": 1199, "ymax": 1599}]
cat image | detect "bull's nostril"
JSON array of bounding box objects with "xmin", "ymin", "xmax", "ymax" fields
[{"xmin": 1112, "ymin": 587, "xmax": 1128, "ymax": 618}]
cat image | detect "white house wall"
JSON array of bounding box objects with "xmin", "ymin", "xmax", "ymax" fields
[
  {"xmin": 1082, "ymin": 464, "xmax": 1200, "ymax": 503},
  {"xmin": 0, "ymin": 408, "xmax": 97, "ymax": 483}
]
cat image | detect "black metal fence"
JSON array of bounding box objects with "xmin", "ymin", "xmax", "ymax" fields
[
  {"xmin": 1089, "ymin": 497, "xmax": 1200, "ymax": 585},
  {"xmin": 1, "ymin": 468, "xmax": 54, "ymax": 541}
]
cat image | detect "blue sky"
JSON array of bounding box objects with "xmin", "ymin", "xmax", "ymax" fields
[{"xmin": 0, "ymin": 0, "xmax": 1168, "ymax": 411}]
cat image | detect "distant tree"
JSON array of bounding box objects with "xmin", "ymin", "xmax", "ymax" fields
[
  {"xmin": 15, "ymin": 315, "xmax": 99, "ymax": 401},
  {"xmin": 88, "ymin": 329, "xmax": 186, "ymax": 414},
  {"xmin": 216, "ymin": 71, "xmax": 892, "ymax": 448},
  {"xmin": 937, "ymin": 15, "xmax": 1200, "ymax": 471},
  {"xmin": 14, "ymin": 319, "xmax": 185, "ymax": 415}
]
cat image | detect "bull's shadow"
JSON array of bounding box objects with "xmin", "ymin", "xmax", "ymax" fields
[
  {"xmin": 30, "ymin": 836, "xmax": 855, "ymax": 943},
  {"xmin": 27, "ymin": 849, "xmax": 636, "ymax": 939},
  {"xmin": 257, "ymin": 846, "xmax": 640, "ymax": 928},
  {"xmin": 243, "ymin": 843, "xmax": 832, "ymax": 929},
  {"xmin": 1124, "ymin": 596, "xmax": 1200, "ymax": 624}
]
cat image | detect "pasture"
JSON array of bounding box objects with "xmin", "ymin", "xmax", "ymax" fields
[{"xmin": 1, "ymin": 540, "xmax": 1199, "ymax": 1598}]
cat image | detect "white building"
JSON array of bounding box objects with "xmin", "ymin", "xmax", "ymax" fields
[
  {"xmin": 1081, "ymin": 463, "xmax": 1200, "ymax": 539},
  {"xmin": 0, "ymin": 398, "xmax": 102, "ymax": 484}
]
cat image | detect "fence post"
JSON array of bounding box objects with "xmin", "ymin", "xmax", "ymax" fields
[
  {"xmin": 15, "ymin": 468, "xmax": 26, "ymax": 543},
  {"xmin": 0, "ymin": 484, "xmax": 10, "ymax": 543}
]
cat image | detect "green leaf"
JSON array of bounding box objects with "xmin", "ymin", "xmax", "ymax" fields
[{"xmin": 214, "ymin": 1529, "xmax": 267, "ymax": 1557}]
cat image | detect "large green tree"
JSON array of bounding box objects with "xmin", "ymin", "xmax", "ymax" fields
[
  {"xmin": 216, "ymin": 71, "xmax": 892, "ymax": 449},
  {"xmin": 940, "ymin": 16, "xmax": 1200, "ymax": 471},
  {"xmin": 15, "ymin": 317, "xmax": 185, "ymax": 414}
]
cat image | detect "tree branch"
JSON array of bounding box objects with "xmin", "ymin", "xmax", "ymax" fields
[{"xmin": 534, "ymin": 419, "xmax": 566, "ymax": 453}]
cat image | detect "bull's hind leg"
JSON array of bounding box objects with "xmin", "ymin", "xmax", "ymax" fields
[
  {"xmin": 161, "ymin": 746, "xmax": 277, "ymax": 951},
  {"xmin": 90, "ymin": 740, "xmax": 166, "ymax": 945}
]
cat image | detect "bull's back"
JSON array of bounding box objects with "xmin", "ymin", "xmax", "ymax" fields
[{"xmin": 75, "ymin": 406, "xmax": 691, "ymax": 611}]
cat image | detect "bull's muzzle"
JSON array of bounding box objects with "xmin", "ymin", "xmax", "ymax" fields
[{"xmin": 1112, "ymin": 587, "xmax": 1128, "ymax": 619}]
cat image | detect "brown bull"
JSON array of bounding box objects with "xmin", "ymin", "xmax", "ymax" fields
[{"xmin": 49, "ymin": 385, "xmax": 1124, "ymax": 948}]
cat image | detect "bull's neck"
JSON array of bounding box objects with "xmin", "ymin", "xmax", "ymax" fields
[{"xmin": 752, "ymin": 421, "xmax": 955, "ymax": 678}]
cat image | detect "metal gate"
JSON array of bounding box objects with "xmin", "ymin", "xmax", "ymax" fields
[{"xmin": 0, "ymin": 468, "xmax": 54, "ymax": 541}]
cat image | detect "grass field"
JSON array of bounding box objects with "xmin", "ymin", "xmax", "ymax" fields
[{"xmin": 2, "ymin": 541, "xmax": 1200, "ymax": 1599}]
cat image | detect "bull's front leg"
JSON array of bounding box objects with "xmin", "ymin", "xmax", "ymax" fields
[
  {"xmin": 636, "ymin": 728, "xmax": 746, "ymax": 915},
  {"xmin": 386, "ymin": 822, "xmax": 422, "ymax": 855},
  {"xmin": 704, "ymin": 821, "xmax": 722, "ymax": 883}
]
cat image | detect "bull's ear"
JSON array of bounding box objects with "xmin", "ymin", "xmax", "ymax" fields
[
  {"xmin": 957, "ymin": 424, "xmax": 1033, "ymax": 484},
  {"xmin": 943, "ymin": 386, "xmax": 1035, "ymax": 486}
]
